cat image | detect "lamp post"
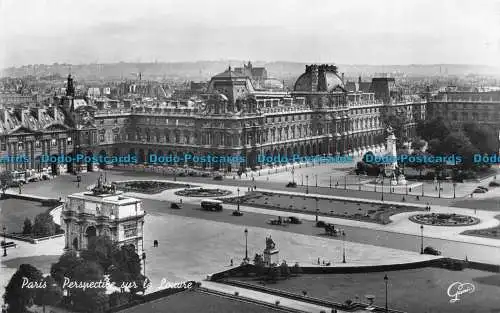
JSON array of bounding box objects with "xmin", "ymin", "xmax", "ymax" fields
[
  {"xmin": 306, "ymin": 175, "xmax": 309, "ymax": 194},
  {"xmin": 237, "ymin": 188, "xmax": 240, "ymax": 212},
  {"xmin": 381, "ymin": 178, "xmax": 384, "ymax": 202},
  {"xmin": 301, "ymin": 174, "xmax": 304, "ymax": 186},
  {"xmin": 344, "ymin": 176, "xmax": 347, "ymax": 190},
  {"xmin": 453, "ymin": 182, "xmax": 457, "ymax": 199},
  {"xmin": 438, "ymin": 179, "xmax": 441, "ymax": 198},
  {"xmin": 405, "ymin": 182, "xmax": 408, "ymax": 195},
  {"xmin": 422, "ymin": 182, "xmax": 425, "ymax": 197},
  {"xmin": 315, "ymin": 197, "xmax": 319, "ymax": 222},
  {"xmin": 244, "ymin": 228, "xmax": 249, "ymax": 263},
  {"xmin": 420, "ymin": 225, "xmax": 424, "ymax": 254},
  {"xmin": 384, "ymin": 274, "xmax": 389, "ymax": 313},
  {"xmin": 329, "ymin": 176, "xmax": 332, "ymax": 189},
  {"xmin": 342, "ymin": 230, "xmax": 346, "ymax": 263},
  {"xmin": 291, "ymin": 168, "xmax": 295, "ymax": 184},
  {"xmin": 315, "ymin": 174, "xmax": 318, "ymax": 188},
  {"xmin": 142, "ymin": 252, "xmax": 146, "ymax": 276},
  {"xmin": 3, "ymin": 226, "xmax": 7, "ymax": 257}
]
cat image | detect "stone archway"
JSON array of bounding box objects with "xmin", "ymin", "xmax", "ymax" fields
[
  {"xmin": 85, "ymin": 226, "xmax": 97, "ymax": 249},
  {"xmin": 86, "ymin": 151, "xmax": 94, "ymax": 172},
  {"xmin": 138, "ymin": 149, "xmax": 146, "ymax": 164},
  {"xmin": 98, "ymin": 150, "xmax": 107, "ymax": 169}
]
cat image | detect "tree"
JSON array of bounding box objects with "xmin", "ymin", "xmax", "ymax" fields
[
  {"xmin": 279, "ymin": 262, "xmax": 291, "ymax": 279},
  {"xmin": 463, "ymin": 122, "xmax": 497, "ymax": 154},
  {"xmin": 109, "ymin": 244, "xmax": 146, "ymax": 294},
  {"xmin": 22, "ymin": 218, "xmax": 33, "ymax": 235},
  {"xmin": 50, "ymin": 251, "xmax": 83, "ymax": 285},
  {"xmin": 3, "ymin": 264, "xmax": 44, "ymax": 313},
  {"xmin": 70, "ymin": 260, "xmax": 107, "ymax": 313},
  {"xmin": 34, "ymin": 276, "xmax": 62, "ymax": 313},
  {"xmin": 411, "ymin": 137, "xmax": 426, "ymax": 151},
  {"xmin": 383, "ymin": 114, "xmax": 408, "ymax": 147},
  {"xmin": 80, "ymin": 235, "xmax": 118, "ymax": 272},
  {"xmin": 267, "ymin": 265, "xmax": 281, "ymax": 283},
  {"xmin": 0, "ymin": 171, "xmax": 12, "ymax": 194},
  {"xmin": 32, "ymin": 212, "xmax": 56, "ymax": 238}
]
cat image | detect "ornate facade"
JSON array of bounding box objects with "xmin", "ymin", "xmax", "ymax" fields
[
  {"xmin": 0, "ymin": 65, "xmax": 426, "ymax": 174},
  {"xmin": 61, "ymin": 176, "xmax": 145, "ymax": 255}
]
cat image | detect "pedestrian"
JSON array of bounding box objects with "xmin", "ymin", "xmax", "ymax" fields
[
  {"xmin": 318, "ymin": 257, "xmax": 320, "ymax": 265},
  {"xmin": 416, "ymin": 195, "xmax": 420, "ymax": 201},
  {"xmin": 230, "ymin": 259, "xmax": 233, "ymax": 266}
]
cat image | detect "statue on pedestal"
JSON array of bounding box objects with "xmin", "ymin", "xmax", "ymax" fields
[{"xmin": 263, "ymin": 236, "xmax": 279, "ymax": 267}]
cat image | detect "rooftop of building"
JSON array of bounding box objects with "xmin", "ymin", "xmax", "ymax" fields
[{"xmin": 117, "ymin": 289, "xmax": 288, "ymax": 313}]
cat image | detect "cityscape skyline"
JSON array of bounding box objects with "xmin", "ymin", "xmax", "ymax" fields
[{"xmin": 1, "ymin": 0, "xmax": 500, "ymax": 68}]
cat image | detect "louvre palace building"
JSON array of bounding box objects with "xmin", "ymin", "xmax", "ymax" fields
[{"xmin": 0, "ymin": 64, "xmax": 426, "ymax": 174}]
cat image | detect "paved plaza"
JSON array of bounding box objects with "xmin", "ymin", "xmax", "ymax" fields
[{"xmin": 3, "ymin": 168, "xmax": 500, "ymax": 312}]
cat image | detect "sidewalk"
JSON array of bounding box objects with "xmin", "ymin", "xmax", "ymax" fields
[{"xmin": 202, "ymin": 281, "xmax": 345, "ymax": 313}]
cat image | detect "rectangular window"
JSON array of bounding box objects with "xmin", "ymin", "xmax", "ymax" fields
[
  {"xmin": 67, "ymin": 137, "xmax": 72, "ymax": 145},
  {"xmin": 100, "ymin": 135, "xmax": 105, "ymax": 142},
  {"xmin": 35, "ymin": 141, "xmax": 40, "ymax": 148},
  {"xmin": 51, "ymin": 139, "xmax": 57, "ymax": 147}
]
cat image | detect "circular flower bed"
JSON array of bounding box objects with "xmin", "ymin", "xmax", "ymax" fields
[
  {"xmin": 113, "ymin": 181, "xmax": 192, "ymax": 194},
  {"xmin": 174, "ymin": 188, "xmax": 232, "ymax": 197},
  {"xmin": 409, "ymin": 213, "xmax": 480, "ymax": 226}
]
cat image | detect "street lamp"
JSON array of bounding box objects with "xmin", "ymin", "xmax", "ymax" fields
[
  {"xmin": 384, "ymin": 274, "xmax": 389, "ymax": 313},
  {"xmin": 301, "ymin": 174, "xmax": 304, "ymax": 186},
  {"xmin": 342, "ymin": 230, "xmax": 346, "ymax": 263},
  {"xmin": 344, "ymin": 176, "xmax": 347, "ymax": 190},
  {"xmin": 438, "ymin": 179, "xmax": 441, "ymax": 198},
  {"xmin": 358, "ymin": 176, "xmax": 361, "ymax": 191},
  {"xmin": 453, "ymin": 182, "xmax": 457, "ymax": 199},
  {"xmin": 142, "ymin": 252, "xmax": 146, "ymax": 276},
  {"xmin": 381, "ymin": 178, "xmax": 384, "ymax": 202},
  {"xmin": 315, "ymin": 174, "xmax": 318, "ymax": 188},
  {"xmin": 315, "ymin": 197, "xmax": 319, "ymax": 222},
  {"xmin": 237, "ymin": 188, "xmax": 240, "ymax": 211},
  {"xmin": 291, "ymin": 168, "xmax": 295, "ymax": 184},
  {"xmin": 244, "ymin": 228, "xmax": 249, "ymax": 263},
  {"xmin": 3, "ymin": 226, "xmax": 7, "ymax": 257},
  {"xmin": 329, "ymin": 176, "xmax": 332, "ymax": 188},
  {"xmin": 306, "ymin": 175, "xmax": 309, "ymax": 194},
  {"xmin": 420, "ymin": 225, "xmax": 424, "ymax": 254}
]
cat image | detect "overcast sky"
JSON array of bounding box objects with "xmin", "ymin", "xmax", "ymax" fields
[{"xmin": 1, "ymin": 0, "xmax": 499, "ymax": 67}]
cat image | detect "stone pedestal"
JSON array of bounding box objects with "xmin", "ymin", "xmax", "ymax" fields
[{"xmin": 264, "ymin": 249, "xmax": 279, "ymax": 267}]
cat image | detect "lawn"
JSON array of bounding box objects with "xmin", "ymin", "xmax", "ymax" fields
[
  {"xmin": 462, "ymin": 215, "xmax": 500, "ymax": 239},
  {"xmin": 112, "ymin": 180, "xmax": 194, "ymax": 194},
  {"xmin": 0, "ymin": 198, "xmax": 53, "ymax": 233},
  {"xmin": 223, "ymin": 191, "xmax": 424, "ymax": 224},
  {"xmin": 234, "ymin": 267, "xmax": 500, "ymax": 313}
]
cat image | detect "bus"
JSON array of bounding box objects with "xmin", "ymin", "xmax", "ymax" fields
[{"xmin": 201, "ymin": 199, "xmax": 223, "ymax": 211}]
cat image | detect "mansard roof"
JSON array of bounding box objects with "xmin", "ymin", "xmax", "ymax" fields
[{"xmin": 0, "ymin": 107, "xmax": 70, "ymax": 135}]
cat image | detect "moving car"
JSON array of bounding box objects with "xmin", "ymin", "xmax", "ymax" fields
[
  {"xmin": 473, "ymin": 188, "xmax": 487, "ymax": 193},
  {"xmin": 423, "ymin": 246, "xmax": 441, "ymax": 256},
  {"xmin": 201, "ymin": 199, "xmax": 223, "ymax": 211}
]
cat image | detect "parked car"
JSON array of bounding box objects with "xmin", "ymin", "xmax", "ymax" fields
[
  {"xmin": 489, "ymin": 181, "xmax": 500, "ymax": 187},
  {"xmin": 213, "ymin": 175, "xmax": 223, "ymax": 181},
  {"xmin": 170, "ymin": 203, "xmax": 181, "ymax": 209},
  {"xmin": 423, "ymin": 246, "xmax": 441, "ymax": 256},
  {"xmin": 286, "ymin": 182, "xmax": 297, "ymax": 188},
  {"xmin": 473, "ymin": 188, "xmax": 487, "ymax": 193},
  {"xmin": 232, "ymin": 210, "xmax": 243, "ymax": 216},
  {"xmin": 287, "ymin": 216, "xmax": 302, "ymax": 224},
  {"xmin": 477, "ymin": 186, "xmax": 488, "ymax": 191}
]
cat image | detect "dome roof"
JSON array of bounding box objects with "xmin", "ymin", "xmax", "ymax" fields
[{"xmin": 294, "ymin": 64, "xmax": 345, "ymax": 92}]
